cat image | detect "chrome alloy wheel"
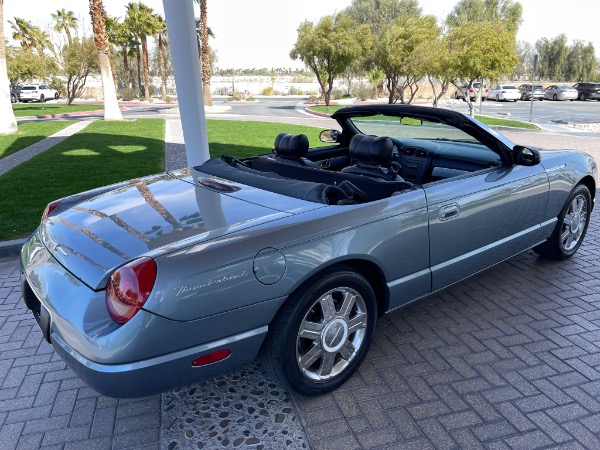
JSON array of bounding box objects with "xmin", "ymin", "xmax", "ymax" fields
[
  {"xmin": 296, "ymin": 287, "xmax": 368, "ymax": 381},
  {"xmin": 561, "ymin": 193, "xmax": 588, "ymax": 252}
]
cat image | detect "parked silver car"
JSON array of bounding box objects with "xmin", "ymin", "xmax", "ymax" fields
[
  {"xmin": 518, "ymin": 83, "xmax": 544, "ymax": 101},
  {"xmin": 544, "ymin": 85, "xmax": 578, "ymax": 101},
  {"xmin": 21, "ymin": 105, "xmax": 597, "ymax": 398}
]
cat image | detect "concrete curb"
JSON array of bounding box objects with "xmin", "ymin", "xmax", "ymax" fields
[
  {"xmin": 38, "ymin": 107, "xmax": 127, "ymax": 120},
  {"xmin": 0, "ymin": 238, "xmax": 25, "ymax": 259}
]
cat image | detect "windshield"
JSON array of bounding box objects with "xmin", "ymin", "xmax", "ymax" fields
[{"xmin": 349, "ymin": 114, "xmax": 479, "ymax": 143}]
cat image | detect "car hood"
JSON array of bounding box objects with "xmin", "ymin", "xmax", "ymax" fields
[{"xmin": 40, "ymin": 169, "xmax": 324, "ymax": 289}]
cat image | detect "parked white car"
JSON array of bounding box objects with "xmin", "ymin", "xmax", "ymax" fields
[
  {"xmin": 19, "ymin": 84, "xmax": 59, "ymax": 103},
  {"xmin": 487, "ymin": 85, "xmax": 520, "ymax": 102}
]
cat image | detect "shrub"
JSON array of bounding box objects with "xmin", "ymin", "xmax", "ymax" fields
[
  {"xmin": 260, "ymin": 86, "xmax": 274, "ymax": 96},
  {"xmin": 331, "ymin": 88, "xmax": 345, "ymax": 100},
  {"xmin": 351, "ymin": 82, "xmax": 372, "ymax": 101},
  {"xmin": 288, "ymin": 86, "xmax": 304, "ymax": 95},
  {"xmin": 119, "ymin": 87, "xmax": 137, "ymax": 101},
  {"xmin": 49, "ymin": 77, "xmax": 66, "ymax": 98}
]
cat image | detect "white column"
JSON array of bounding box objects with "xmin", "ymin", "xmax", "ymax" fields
[{"xmin": 163, "ymin": 0, "xmax": 210, "ymax": 166}]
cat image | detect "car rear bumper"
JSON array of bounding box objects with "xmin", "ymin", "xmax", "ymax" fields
[
  {"xmin": 20, "ymin": 230, "xmax": 278, "ymax": 398},
  {"xmin": 50, "ymin": 322, "xmax": 267, "ymax": 398}
]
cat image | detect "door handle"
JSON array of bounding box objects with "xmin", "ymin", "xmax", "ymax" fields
[{"xmin": 439, "ymin": 203, "xmax": 460, "ymax": 221}]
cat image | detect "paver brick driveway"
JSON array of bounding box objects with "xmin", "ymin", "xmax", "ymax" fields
[{"xmin": 1, "ymin": 209, "xmax": 600, "ymax": 449}]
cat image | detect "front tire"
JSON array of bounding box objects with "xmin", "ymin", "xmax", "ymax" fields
[
  {"xmin": 54, "ymin": 92, "xmax": 59, "ymax": 99},
  {"xmin": 496, "ymin": 94, "xmax": 500, "ymax": 102},
  {"xmin": 533, "ymin": 184, "xmax": 591, "ymax": 260},
  {"xmin": 261, "ymin": 267, "xmax": 377, "ymax": 396}
]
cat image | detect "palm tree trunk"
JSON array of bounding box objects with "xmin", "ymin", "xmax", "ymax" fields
[
  {"xmin": 89, "ymin": 0, "xmax": 122, "ymax": 120},
  {"xmin": 200, "ymin": 0, "xmax": 212, "ymax": 106},
  {"xmin": 110, "ymin": 58, "xmax": 118, "ymax": 95},
  {"xmin": 158, "ymin": 35, "xmax": 167, "ymax": 101},
  {"xmin": 0, "ymin": 0, "xmax": 18, "ymax": 135},
  {"xmin": 123, "ymin": 51, "xmax": 132, "ymax": 88},
  {"xmin": 136, "ymin": 46, "xmax": 141, "ymax": 96},
  {"xmin": 141, "ymin": 37, "xmax": 150, "ymax": 101}
]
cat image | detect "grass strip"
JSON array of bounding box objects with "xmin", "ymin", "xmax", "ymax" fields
[
  {"xmin": 0, "ymin": 121, "xmax": 76, "ymax": 160},
  {"xmin": 206, "ymin": 120, "xmax": 327, "ymax": 159},
  {"xmin": 12, "ymin": 103, "xmax": 105, "ymax": 117},
  {"xmin": 307, "ymin": 105, "xmax": 540, "ymax": 130},
  {"xmin": 0, "ymin": 119, "xmax": 165, "ymax": 240}
]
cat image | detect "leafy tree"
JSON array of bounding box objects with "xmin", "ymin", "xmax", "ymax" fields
[
  {"xmin": 565, "ymin": 41, "xmax": 596, "ymax": 82},
  {"xmin": 290, "ymin": 13, "xmax": 371, "ymax": 106},
  {"xmin": 373, "ymin": 15, "xmax": 439, "ymax": 104},
  {"xmin": 0, "ymin": 0, "xmax": 17, "ymax": 135},
  {"xmin": 413, "ymin": 36, "xmax": 456, "ymax": 107},
  {"xmin": 345, "ymin": 0, "xmax": 422, "ymax": 31},
  {"xmin": 125, "ymin": 2, "xmax": 158, "ymax": 101},
  {"xmin": 513, "ymin": 40, "xmax": 534, "ymax": 80},
  {"xmin": 52, "ymin": 9, "xmax": 78, "ymax": 45},
  {"xmin": 89, "ymin": 0, "xmax": 122, "ymax": 120},
  {"xmin": 446, "ymin": 0, "xmax": 523, "ymax": 34},
  {"xmin": 54, "ymin": 36, "xmax": 99, "ymax": 105},
  {"xmin": 535, "ymin": 34, "xmax": 567, "ymax": 80},
  {"xmin": 447, "ymin": 21, "xmax": 518, "ymax": 115},
  {"xmin": 6, "ymin": 46, "xmax": 47, "ymax": 85}
]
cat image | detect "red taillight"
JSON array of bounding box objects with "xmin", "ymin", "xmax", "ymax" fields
[
  {"xmin": 191, "ymin": 349, "xmax": 231, "ymax": 367},
  {"xmin": 41, "ymin": 198, "xmax": 65, "ymax": 222},
  {"xmin": 106, "ymin": 257, "xmax": 157, "ymax": 324}
]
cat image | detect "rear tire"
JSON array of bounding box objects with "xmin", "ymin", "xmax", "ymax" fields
[
  {"xmin": 533, "ymin": 184, "xmax": 591, "ymax": 260},
  {"xmin": 39, "ymin": 94, "xmax": 45, "ymax": 103},
  {"xmin": 261, "ymin": 267, "xmax": 377, "ymax": 396},
  {"xmin": 553, "ymin": 94, "xmax": 558, "ymax": 101}
]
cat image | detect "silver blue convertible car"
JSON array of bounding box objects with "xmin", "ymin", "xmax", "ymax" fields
[{"xmin": 21, "ymin": 105, "xmax": 596, "ymax": 398}]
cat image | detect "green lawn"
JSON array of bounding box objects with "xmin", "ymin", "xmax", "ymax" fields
[
  {"xmin": 307, "ymin": 105, "xmax": 540, "ymax": 130},
  {"xmin": 12, "ymin": 103, "xmax": 105, "ymax": 117},
  {"xmin": 0, "ymin": 121, "xmax": 76, "ymax": 160},
  {"xmin": 206, "ymin": 120, "xmax": 327, "ymax": 159},
  {"xmin": 0, "ymin": 119, "xmax": 165, "ymax": 241}
]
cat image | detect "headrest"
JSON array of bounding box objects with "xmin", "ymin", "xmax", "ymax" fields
[
  {"xmin": 274, "ymin": 133, "xmax": 309, "ymax": 158},
  {"xmin": 349, "ymin": 135, "xmax": 393, "ymax": 167}
]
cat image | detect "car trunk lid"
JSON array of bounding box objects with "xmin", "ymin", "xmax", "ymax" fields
[{"xmin": 41, "ymin": 170, "xmax": 323, "ymax": 290}]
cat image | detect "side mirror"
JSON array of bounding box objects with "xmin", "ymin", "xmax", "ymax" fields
[
  {"xmin": 513, "ymin": 145, "xmax": 541, "ymax": 166},
  {"xmin": 319, "ymin": 129, "xmax": 340, "ymax": 143}
]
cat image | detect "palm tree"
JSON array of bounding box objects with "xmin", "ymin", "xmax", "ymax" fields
[
  {"xmin": 51, "ymin": 9, "xmax": 78, "ymax": 45},
  {"xmin": 0, "ymin": 0, "xmax": 18, "ymax": 135},
  {"xmin": 106, "ymin": 17, "xmax": 137, "ymax": 90},
  {"xmin": 154, "ymin": 15, "xmax": 168, "ymax": 101},
  {"xmin": 125, "ymin": 2, "xmax": 157, "ymax": 101},
  {"xmin": 104, "ymin": 16, "xmax": 122, "ymax": 92},
  {"xmin": 195, "ymin": 0, "xmax": 212, "ymax": 106},
  {"xmin": 9, "ymin": 18, "xmax": 35, "ymax": 50},
  {"xmin": 89, "ymin": 0, "xmax": 122, "ymax": 120}
]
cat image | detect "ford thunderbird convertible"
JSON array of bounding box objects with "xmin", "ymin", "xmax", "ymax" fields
[{"xmin": 21, "ymin": 105, "xmax": 596, "ymax": 398}]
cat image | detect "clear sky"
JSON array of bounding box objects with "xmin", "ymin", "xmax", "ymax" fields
[{"xmin": 3, "ymin": 0, "xmax": 599, "ymax": 69}]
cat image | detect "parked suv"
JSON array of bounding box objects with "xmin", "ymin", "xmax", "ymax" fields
[
  {"xmin": 19, "ymin": 84, "xmax": 59, "ymax": 103},
  {"xmin": 573, "ymin": 82, "xmax": 600, "ymax": 101},
  {"xmin": 454, "ymin": 82, "xmax": 488, "ymax": 101},
  {"xmin": 517, "ymin": 83, "xmax": 544, "ymax": 101}
]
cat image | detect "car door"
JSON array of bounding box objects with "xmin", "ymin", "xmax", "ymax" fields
[{"xmin": 425, "ymin": 160, "xmax": 549, "ymax": 291}]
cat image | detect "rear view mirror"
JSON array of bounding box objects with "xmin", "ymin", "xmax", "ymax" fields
[
  {"xmin": 320, "ymin": 129, "xmax": 341, "ymax": 143},
  {"xmin": 400, "ymin": 117, "xmax": 422, "ymax": 126}
]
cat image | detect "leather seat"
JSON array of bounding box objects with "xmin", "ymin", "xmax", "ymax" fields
[
  {"xmin": 341, "ymin": 135, "xmax": 403, "ymax": 181},
  {"xmin": 273, "ymin": 133, "xmax": 320, "ymax": 168}
]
